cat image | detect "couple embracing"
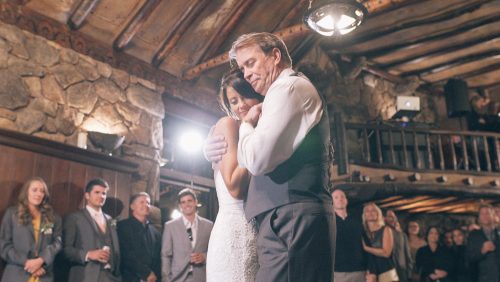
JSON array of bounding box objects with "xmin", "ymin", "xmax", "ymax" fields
[{"xmin": 205, "ymin": 32, "xmax": 335, "ymax": 282}]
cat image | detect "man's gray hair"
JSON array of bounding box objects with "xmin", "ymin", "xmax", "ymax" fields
[{"xmin": 229, "ymin": 32, "xmax": 292, "ymax": 68}]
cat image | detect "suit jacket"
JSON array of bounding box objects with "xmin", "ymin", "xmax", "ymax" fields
[
  {"xmin": 117, "ymin": 216, "xmax": 161, "ymax": 282},
  {"xmin": 63, "ymin": 209, "xmax": 121, "ymax": 282},
  {"xmin": 466, "ymin": 227, "xmax": 500, "ymax": 282},
  {"xmin": 0, "ymin": 206, "xmax": 62, "ymax": 282},
  {"xmin": 161, "ymin": 216, "xmax": 213, "ymax": 282}
]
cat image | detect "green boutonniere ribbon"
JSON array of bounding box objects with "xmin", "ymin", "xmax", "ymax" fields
[{"xmin": 40, "ymin": 222, "xmax": 54, "ymax": 235}]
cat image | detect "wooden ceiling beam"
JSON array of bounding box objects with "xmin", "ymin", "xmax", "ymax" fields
[
  {"xmin": 182, "ymin": 0, "xmax": 415, "ymax": 80},
  {"xmin": 387, "ymin": 38, "xmax": 500, "ymax": 75},
  {"xmin": 371, "ymin": 21, "xmax": 500, "ymax": 66},
  {"xmin": 420, "ymin": 55, "xmax": 500, "ymax": 83},
  {"xmin": 376, "ymin": 195, "xmax": 404, "ymax": 204},
  {"xmin": 113, "ymin": 0, "xmax": 161, "ymax": 51},
  {"xmin": 182, "ymin": 23, "xmax": 310, "ymax": 80},
  {"xmin": 151, "ymin": 0, "xmax": 211, "ymax": 67},
  {"xmin": 272, "ymin": 0, "xmax": 309, "ymax": 31},
  {"xmin": 322, "ymin": 0, "xmax": 489, "ymax": 49},
  {"xmin": 68, "ymin": 0, "xmax": 101, "ymax": 29},
  {"xmin": 409, "ymin": 199, "xmax": 479, "ymax": 213},
  {"xmin": 466, "ymin": 69, "xmax": 500, "ymax": 88},
  {"xmin": 349, "ymin": 5, "xmax": 500, "ymax": 57},
  {"xmin": 394, "ymin": 197, "xmax": 458, "ymax": 211},
  {"xmin": 197, "ymin": 0, "xmax": 257, "ymax": 64},
  {"xmin": 379, "ymin": 195, "xmax": 432, "ymax": 208}
]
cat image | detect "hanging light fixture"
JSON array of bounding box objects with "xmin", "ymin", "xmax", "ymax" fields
[{"xmin": 304, "ymin": 0, "xmax": 368, "ymax": 36}]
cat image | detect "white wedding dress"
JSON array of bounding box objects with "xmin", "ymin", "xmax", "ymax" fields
[{"xmin": 206, "ymin": 170, "xmax": 258, "ymax": 282}]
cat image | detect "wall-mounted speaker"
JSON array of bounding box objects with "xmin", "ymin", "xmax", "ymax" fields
[{"xmin": 444, "ymin": 79, "xmax": 470, "ymax": 118}]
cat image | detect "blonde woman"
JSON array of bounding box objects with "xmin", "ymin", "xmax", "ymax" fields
[
  {"xmin": 362, "ymin": 203, "xmax": 399, "ymax": 282},
  {"xmin": 0, "ymin": 177, "xmax": 62, "ymax": 282}
]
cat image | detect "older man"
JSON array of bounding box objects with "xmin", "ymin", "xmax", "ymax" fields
[
  {"xmin": 467, "ymin": 204, "xmax": 500, "ymax": 282},
  {"xmin": 117, "ymin": 192, "xmax": 161, "ymax": 282},
  {"xmin": 229, "ymin": 32, "xmax": 334, "ymax": 282}
]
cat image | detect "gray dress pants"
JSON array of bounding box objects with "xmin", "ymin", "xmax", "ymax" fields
[{"xmin": 255, "ymin": 201, "xmax": 336, "ymax": 282}]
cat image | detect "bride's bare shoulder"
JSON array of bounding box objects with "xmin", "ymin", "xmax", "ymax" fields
[{"xmin": 214, "ymin": 116, "xmax": 238, "ymax": 133}]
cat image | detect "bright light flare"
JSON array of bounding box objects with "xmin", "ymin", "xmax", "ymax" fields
[{"xmin": 178, "ymin": 130, "xmax": 204, "ymax": 154}]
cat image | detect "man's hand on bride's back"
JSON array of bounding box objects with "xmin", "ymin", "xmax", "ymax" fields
[{"xmin": 203, "ymin": 132, "xmax": 227, "ymax": 164}]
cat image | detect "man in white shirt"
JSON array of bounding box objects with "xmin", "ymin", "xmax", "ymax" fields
[
  {"xmin": 206, "ymin": 32, "xmax": 334, "ymax": 282},
  {"xmin": 63, "ymin": 178, "xmax": 121, "ymax": 282},
  {"xmin": 161, "ymin": 188, "xmax": 213, "ymax": 282}
]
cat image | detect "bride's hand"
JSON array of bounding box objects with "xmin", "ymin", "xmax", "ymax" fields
[{"xmin": 243, "ymin": 103, "xmax": 262, "ymax": 127}]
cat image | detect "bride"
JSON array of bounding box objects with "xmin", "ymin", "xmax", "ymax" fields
[{"xmin": 206, "ymin": 68, "xmax": 263, "ymax": 282}]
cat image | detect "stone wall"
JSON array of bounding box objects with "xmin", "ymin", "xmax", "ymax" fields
[{"xmin": 0, "ymin": 22, "xmax": 164, "ymax": 199}]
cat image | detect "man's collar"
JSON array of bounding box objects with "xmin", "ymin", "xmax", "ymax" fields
[
  {"xmin": 182, "ymin": 214, "xmax": 198, "ymax": 226},
  {"xmin": 86, "ymin": 205, "xmax": 102, "ymax": 215}
]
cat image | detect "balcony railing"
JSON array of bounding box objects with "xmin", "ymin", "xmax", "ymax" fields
[{"xmin": 332, "ymin": 113, "xmax": 500, "ymax": 175}]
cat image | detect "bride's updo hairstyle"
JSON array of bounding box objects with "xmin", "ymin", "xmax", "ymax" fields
[{"xmin": 219, "ymin": 66, "xmax": 263, "ymax": 119}]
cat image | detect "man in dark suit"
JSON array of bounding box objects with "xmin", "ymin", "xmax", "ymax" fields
[
  {"xmin": 117, "ymin": 192, "xmax": 161, "ymax": 282},
  {"xmin": 63, "ymin": 178, "xmax": 121, "ymax": 282},
  {"xmin": 467, "ymin": 204, "xmax": 500, "ymax": 282},
  {"xmin": 161, "ymin": 188, "xmax": 213, "ymax": 282}
]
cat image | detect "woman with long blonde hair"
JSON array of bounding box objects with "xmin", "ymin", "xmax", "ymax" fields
[
  {"xmin": 362, "ymin": 202, "xmax": 399, "ymax": 282},
  {"xmin": 0, "ymin": 177, "xmax": 62, "ymax": 282}
]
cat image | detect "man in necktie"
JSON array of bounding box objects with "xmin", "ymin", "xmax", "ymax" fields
[
  {"xmin": 63, "ymin": 178, "xmax": 121, "ymax": 282},
  {"xmin": 161, "ymin": 188, "xmax": 213, "ymax": 282}
]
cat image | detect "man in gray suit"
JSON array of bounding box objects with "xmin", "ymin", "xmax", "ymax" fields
[
  {"xmin": 63, "ymin": 178, "xmax": 121, "ymax": 282},
  {"xmin": 161, "ymin": 188, "xmax": 213, "ymax": 282},
  {"xmin": 205, "ymin": 32, "xmax": 334, "ymax": 282}
]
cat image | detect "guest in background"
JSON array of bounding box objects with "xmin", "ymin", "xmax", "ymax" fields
[
  {"xmin": 406, "ymin": 220, "xmax": 426, "ymax": 281},
  {"xmin": 451, "ymin": 228, "xmax": 471, "ymax": 282},
  {"xmin": 117, "ymin": 192, "xmax": 161, "ymax": 282},
  {"xmin": 161, "ymin": 188, "xmax": 213, "ymax": 282},
  {"xmin": 332, "ymin": 189, "xmax": 366, "ymax": 282},
  {"xmin": 362, "ymin": 203, "xmax": 399, "ymax": 282},
  {"xmin": 443, "ymin": 231, "xmax": 454, "ymax": 249},
  {"xmin": 416, "ymin": 226, "xmax": 453, "ymax": 282},
  {"xmin": 0, "ymin": 177, "xmax": 62, "ymax": 282},
  {"xmin": 467, "ymin": 204, "xmax": 500, "ymax": 282},
  {"xmin": 385, "ymin": 210, "xmax": 413, "ymax": 282},
  {"xmin": 63, "ymin": 178, "xmax": 121, "ymax": 282}
]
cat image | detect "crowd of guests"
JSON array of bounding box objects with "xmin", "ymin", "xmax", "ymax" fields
[
  {"xmin": 1, "ymin": 177, "xmax": 499, "ymax": 282},
  {"xmin": 0, "ymin": 177, "xmax": 213, "ymax": 282},
  {"xmin": 333, "ymin": 188, "xmax": 500, "ymax": 282}
]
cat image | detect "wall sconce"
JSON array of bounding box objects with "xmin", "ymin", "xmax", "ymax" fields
[
  {"xmin": 304, "ymin": 0, "xmax": 368, "ymax": 36},
  {"xmin": 88, "ymin": 131, "xmax": 125, "ymax": 155}
]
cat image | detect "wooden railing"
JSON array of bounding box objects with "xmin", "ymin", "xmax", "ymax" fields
[{"xmin": 333, "ymin": 114, "xmax": 500, "ymax": 175}]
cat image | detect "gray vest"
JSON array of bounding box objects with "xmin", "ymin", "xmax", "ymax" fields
[{"xmin": 244, "ymin": 73, "xmax": 332, "ymax": 220}]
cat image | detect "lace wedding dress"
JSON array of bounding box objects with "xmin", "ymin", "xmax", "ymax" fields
[{"xmin": 206, "ymin": 170, "xmax": 258, "ymax": 282}]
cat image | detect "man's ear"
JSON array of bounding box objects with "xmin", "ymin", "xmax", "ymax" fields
[{"xmin": 272, "ymin": 48, "xmax": 281, "ymax": 65}]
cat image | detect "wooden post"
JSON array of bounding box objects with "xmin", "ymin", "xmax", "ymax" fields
[
  {"xmin": 472, "ymin": 136, "xmax": 480, "ymax": 172},
  {"xmin": 437, "ymin": 134, "xmax": 445, "ymax": 170},
  {"xmin": 401, "ymin": 130, "xmax": 409, "ymax": 168},
  {"xmin": 461, "ymin": 135, "xmax": 469, "ymax": 171},
  {"xmin": 376, "ymin": 129, "xmax": 383, "ymax": 164},
  {"xmin": 363, "ymin": 128, "xmax": 371, "ymax": 163},
  {"xmin": 413, "ymin": 131, "xmax": 421, "ymax": 169},
  {"xmin": 389, "ymin": 130, "xmax": 396, "ymax": 164},
  {"xmin": 333, "ymin": 112, "xmax": 349, "ymax": 175},
  {"xmin": 483, "ymin": 136, "xmax": 492, "ymax": 172},
  {"xmin": 426, "ymin": 133, "xmax": 434, "ymax": 169}
]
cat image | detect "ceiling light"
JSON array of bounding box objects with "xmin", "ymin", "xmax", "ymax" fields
[{"xmin": 304, "ymin": 0, "xmax": 368, "ymax": 37}]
